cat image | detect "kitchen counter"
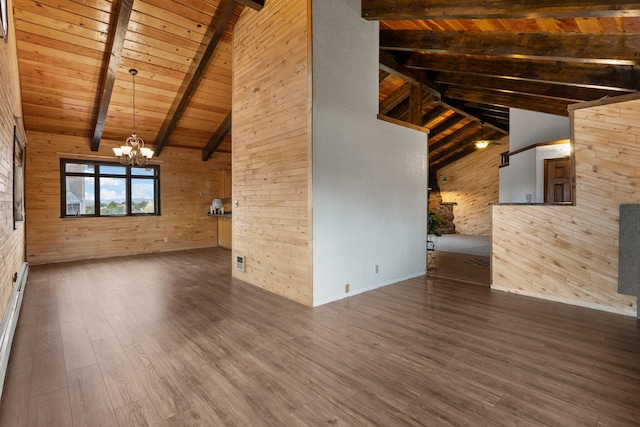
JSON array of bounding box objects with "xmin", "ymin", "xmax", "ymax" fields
[{"xmin": 208, "ymin": 212, "xmax": 232, "ymax": 218}]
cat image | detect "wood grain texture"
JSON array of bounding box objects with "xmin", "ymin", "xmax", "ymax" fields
[
  {"xmin": 67, "ymin": 364, "xmax": 118, "ymax": 427},
  {"xmin": 438, "ymin": 137, "xmax": 505, "ymax": 235},
  {"xmin": 0, "ymin": 0, "xmax": 27, "ymax": 332},
  {"xmin": 492, "ymin": 95, "xmax": 640, "ymax": 316},
  {"xmin": 0, "ymin": 247, "xmax": 638, "ymax": 425},
  {"xmin": 217, "ymin": 216, "xmax": 232, "ymax": 249},
  {"xmin": 24, "ymin": 131, "xmax": 231, "ymax": 264},
  {"xmin": 232, "ymin": 0, "xmax": 312, "ymax": 306},
  {"xmin": 13, "ymin": 0, "xmax": 241, "ymax": 151}
]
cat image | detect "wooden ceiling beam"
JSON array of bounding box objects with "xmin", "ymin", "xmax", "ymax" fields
[
  {"xmin": 379, "ymin": 82, "xmax": 411, "ymax": 115},
  {"xmin": 431, "ymin": 129, "xmax": 484, "ymax": 162},
  {"xmin": 428, "ymin": 121, "xmax": 478, "ymax": 153},
  {"xmin": 235, "ymin": 0, "xmax": 264, "ymax": 11},
  {"xmin": 450, "ymin": 101, "xmax": 510, "ymax": 124},
  {"xmin": 422, "ymin": 104, "xmax": 449, "ymax": 127},
  {"xmin": 428, "ymin": 71, "xmax": 632, "ymax": 102},
  {"xmin": 405, "ymin": 52, "xmax": 640, "ymax": 90},
  {"xmin": 435, "ymin": 99, "xmax": 507, "ymax": 133},
  {"xmin": 202, "ymin": 112, "xmax": 232, "ymax": 161},
  {"xmin": 363, "ymin": 0, "xmax": 640, "ymax": 20},
  {"xmin": 386, "ymin": 91, "xmax": 433, "ymax": 123},
  {"xmin": 409, "ymin": 82, "xmax": 422, "ymax": 125},
  {"xmin": 379, "ymin": 50, "xmax": 425, "ymax": 84},
  {"xmin": 430, "ymin": 129, "xmax": 504, "ymax": 169},
  {"xmin": 153, "ymin": 0, "xmax": 237, "ymax": 156},
  {"xmin": 443, "ymin": 87, "xmax": 571, "ymax": 116},
  {"xmin": 90, "ymin": 0, "xmax": 133, "ymax": 151},
  {"xmin": 428, "ymin": 114, "xmax": 466, "ymax": 139},
  {"xmin": 380, "ymin": 30, "xmax": 640, "ymax": 65}
]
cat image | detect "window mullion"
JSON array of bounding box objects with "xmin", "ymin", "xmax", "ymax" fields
[{"xmin": 95, "ymin": 164, "xmax": 101, "ymax": 217}]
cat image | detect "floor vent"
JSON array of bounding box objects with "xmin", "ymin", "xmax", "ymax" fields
[{"xmin": 0, "ymin": 262, "xmax": 29, "ymax": 398}]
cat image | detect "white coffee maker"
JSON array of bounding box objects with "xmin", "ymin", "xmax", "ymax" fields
[{"xmin": 210, "ymin": 199, "xmax": 224, "ymax": 214}]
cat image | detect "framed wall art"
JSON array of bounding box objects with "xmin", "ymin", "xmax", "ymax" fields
[
  {"xmin": 13, "ymin": 125, "xmax": 24, "ymax": 228},
  {"xmin": 1, "ymin": 0, "xmax": 7, "ymax": 41}
]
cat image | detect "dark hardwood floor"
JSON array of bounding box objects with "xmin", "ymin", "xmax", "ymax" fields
[
  {"xmin": 0, "ymin": 247, "xmax": 639, "ymax": 426},
  {"xmin": 428, "ymin": 251, "xmax": 490, "ymax": 286}
]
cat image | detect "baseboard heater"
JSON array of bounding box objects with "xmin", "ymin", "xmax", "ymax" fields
[{"xmin": 0, "ymin": 262, "xmax": 29, "ymax": 398}]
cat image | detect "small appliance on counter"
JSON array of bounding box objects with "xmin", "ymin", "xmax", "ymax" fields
[{"xmin": 210, "ymin": 199, "xmax": 224, "ymax": 214}]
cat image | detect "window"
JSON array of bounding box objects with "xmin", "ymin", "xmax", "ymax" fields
[{"xmin": 61, "ymin": 159, "xmax": 160, "ymax": 217}]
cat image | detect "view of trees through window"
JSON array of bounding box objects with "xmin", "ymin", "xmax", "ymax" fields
[{"xmin": 61, "ymin": 160, "xmax": 160, "ymax": 217}]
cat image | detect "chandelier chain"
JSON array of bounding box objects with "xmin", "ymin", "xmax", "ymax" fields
[
  {"xmin": 132, "ymin": 69, "xmax": 136, "ymax": 133},
  {"xmin": 112, "ymin": 68, "xmax": 153, "ymax": 166}
]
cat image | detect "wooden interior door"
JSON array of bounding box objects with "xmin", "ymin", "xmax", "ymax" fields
[{"xmin": 544, "ymin": 157, "xmax": 572, "ymax": 204}]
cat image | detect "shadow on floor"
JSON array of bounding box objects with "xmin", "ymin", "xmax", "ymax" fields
[{"xmin": 428, "ymin": 251, "xmax": 490, "ymax": 286}]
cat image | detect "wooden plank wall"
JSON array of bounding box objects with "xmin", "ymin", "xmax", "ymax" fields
[
  {"xmin": 0, "ymin": 5, "xmax": 27, "ymax": 317},
  {"xmin": 492, "ymin": 96, "xmax": 640, "ymax": 316},
  {"xmin": 232, "ymin": 0, "xmax": 312, "ymax": 306},
  {"xmin": 438, "ymin": 138, "xmax": 505, "ymax": 236},
  {"xmin": 25, "ymin": 131, "xmax": 230, "ymax": 265}
]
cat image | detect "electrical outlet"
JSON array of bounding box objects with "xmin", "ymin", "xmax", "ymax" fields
[
  {"xmin": 345, "ymin": 284, "xmax": 350, "ymax": 293},
  {"xmin": 375, "ymin": 264, "xmax": 379, "ymax": 273},
  {"xmin": 163, "ymin": 236, "xmax": 168, "ymax": 243},
  {"xmin": 50, "ymin": 245, "xmax": 56, "ymax": 252}
]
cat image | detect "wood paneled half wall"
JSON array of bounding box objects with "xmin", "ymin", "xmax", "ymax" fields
[
  {"xmin": 492, "ymin": 94, "xmax": 640, "ymax": 317},
  {"xmin": 232, "ymin": 0, "xmax": 312, "ymax": 306},
  {"xmin": 25, "ymin": 131, "xmax": 230, "ymax": 265}
]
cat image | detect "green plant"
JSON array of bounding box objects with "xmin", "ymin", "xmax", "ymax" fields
[{"xmin": 428, "ymin": 210, "xmax": 442, "ymax": 236}]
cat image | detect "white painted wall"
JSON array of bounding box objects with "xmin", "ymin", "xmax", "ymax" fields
[
  {"xmin": 312, "ymin": 0, "xmax": 427, "ymax": 306},
  {"xmin": 509, "ymin": 108, "xmax": 570, "ymax": 151},
  {"xmin": 499, "ymin": 108, "xmax": 570, "ymax": 203},
  {"xmin": 499, "ymin": 150, "xmax": 537, "ymax": 203}
]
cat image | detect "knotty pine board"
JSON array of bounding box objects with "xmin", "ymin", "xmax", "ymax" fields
[
  {"xmin": 438, "ymin": 137, "xmax": 504, "ymax": 235},
  {"xmin": 25, "ymin": 131, "xmax": 230, "ymax": 265},
  {"xmin": 232, "ymin": 0, "xmax": 312, "ymax": 306},
  {"xmin": 0, "ymin": 6, "xmax": 27, "ymax": 322},
  {"xmin": 492, "ymin": 96, "xmax": 640, "ymax": 317}
]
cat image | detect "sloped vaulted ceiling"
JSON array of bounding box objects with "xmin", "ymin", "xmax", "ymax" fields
[
  {"xmin": 11, "ymin": 1, "xmax": 640, "ymax": 171},
  {"xmin": 365, "ymin": 1, "xmax": 640, "ymax": 172}
]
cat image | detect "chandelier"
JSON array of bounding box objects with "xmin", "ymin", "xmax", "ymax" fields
[
  {"xmin": 474, "ymin": 122, "xmax": 491, "ymax": 149},
  {"xmin": 113, "ymin": 68, "xmax": 154, "ymax": 166}
]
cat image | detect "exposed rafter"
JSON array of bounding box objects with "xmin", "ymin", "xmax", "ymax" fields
[
  {"xmin": 153, "ymin": 0, "xmax": 237, "ymax": 156},
  {"xmin": 443, "ymin": 87, "xmax": 571, "ymax": 116},
  {"xmin": 428, "ymin": 121, "xmax": 478, "ymax": 153},
  {"xmin": 431, "ymin": 129, "xmax": 504, "ymax": 170},
  {"xmin": 363, "ymin": 0, "xmax": 640, "ymax": 20},
  {"xmin": 235, "ymin": 0, "xmax": 265, "ymax": 11},
  {"xmin": 380, "ymin": 31, "xmax": 640, "ymax": 65},
  {"xmin": 90, "ymin": 0, "xmax": 133, "ymax": 151},
  {"xmin": 405, "ymin": 52, "xmax": 640, "ymax": 91},
  {"xmin": 427, "ymin": 71, "xmax": 632, "ymax": 101},
  {"xmin": 408, "ymin": 82, "xmax": 422, "ymax": 125},
  {"xmin": 379, "ymin": 50, "xmax": 425, "ymax": 84},
  {"xmin": 379, "ymin": 82, "xmax": 410, "ymax": 115},
  {"xmin": 436, "ymin": 100, "xmax": 508, "ymax": 133},
  {"xmin": 202, "ymin": 112, "xmax": 232, "ymax": 161},
  {"xmin": 428, "ymin": 114, "xmax": 466, "ymax": 139}
]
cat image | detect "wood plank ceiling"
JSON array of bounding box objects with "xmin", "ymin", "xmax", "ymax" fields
[
  {"xmin": 367, "ymin": 1, "xmax": 640, "ymax": 176},
  {"xmin": 13, "ymin": 0, "xmax": 264, "ymax": 160},
  {"xmin": 12, "ymin": 1, "xmax": 640, "ymax": 172}
]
